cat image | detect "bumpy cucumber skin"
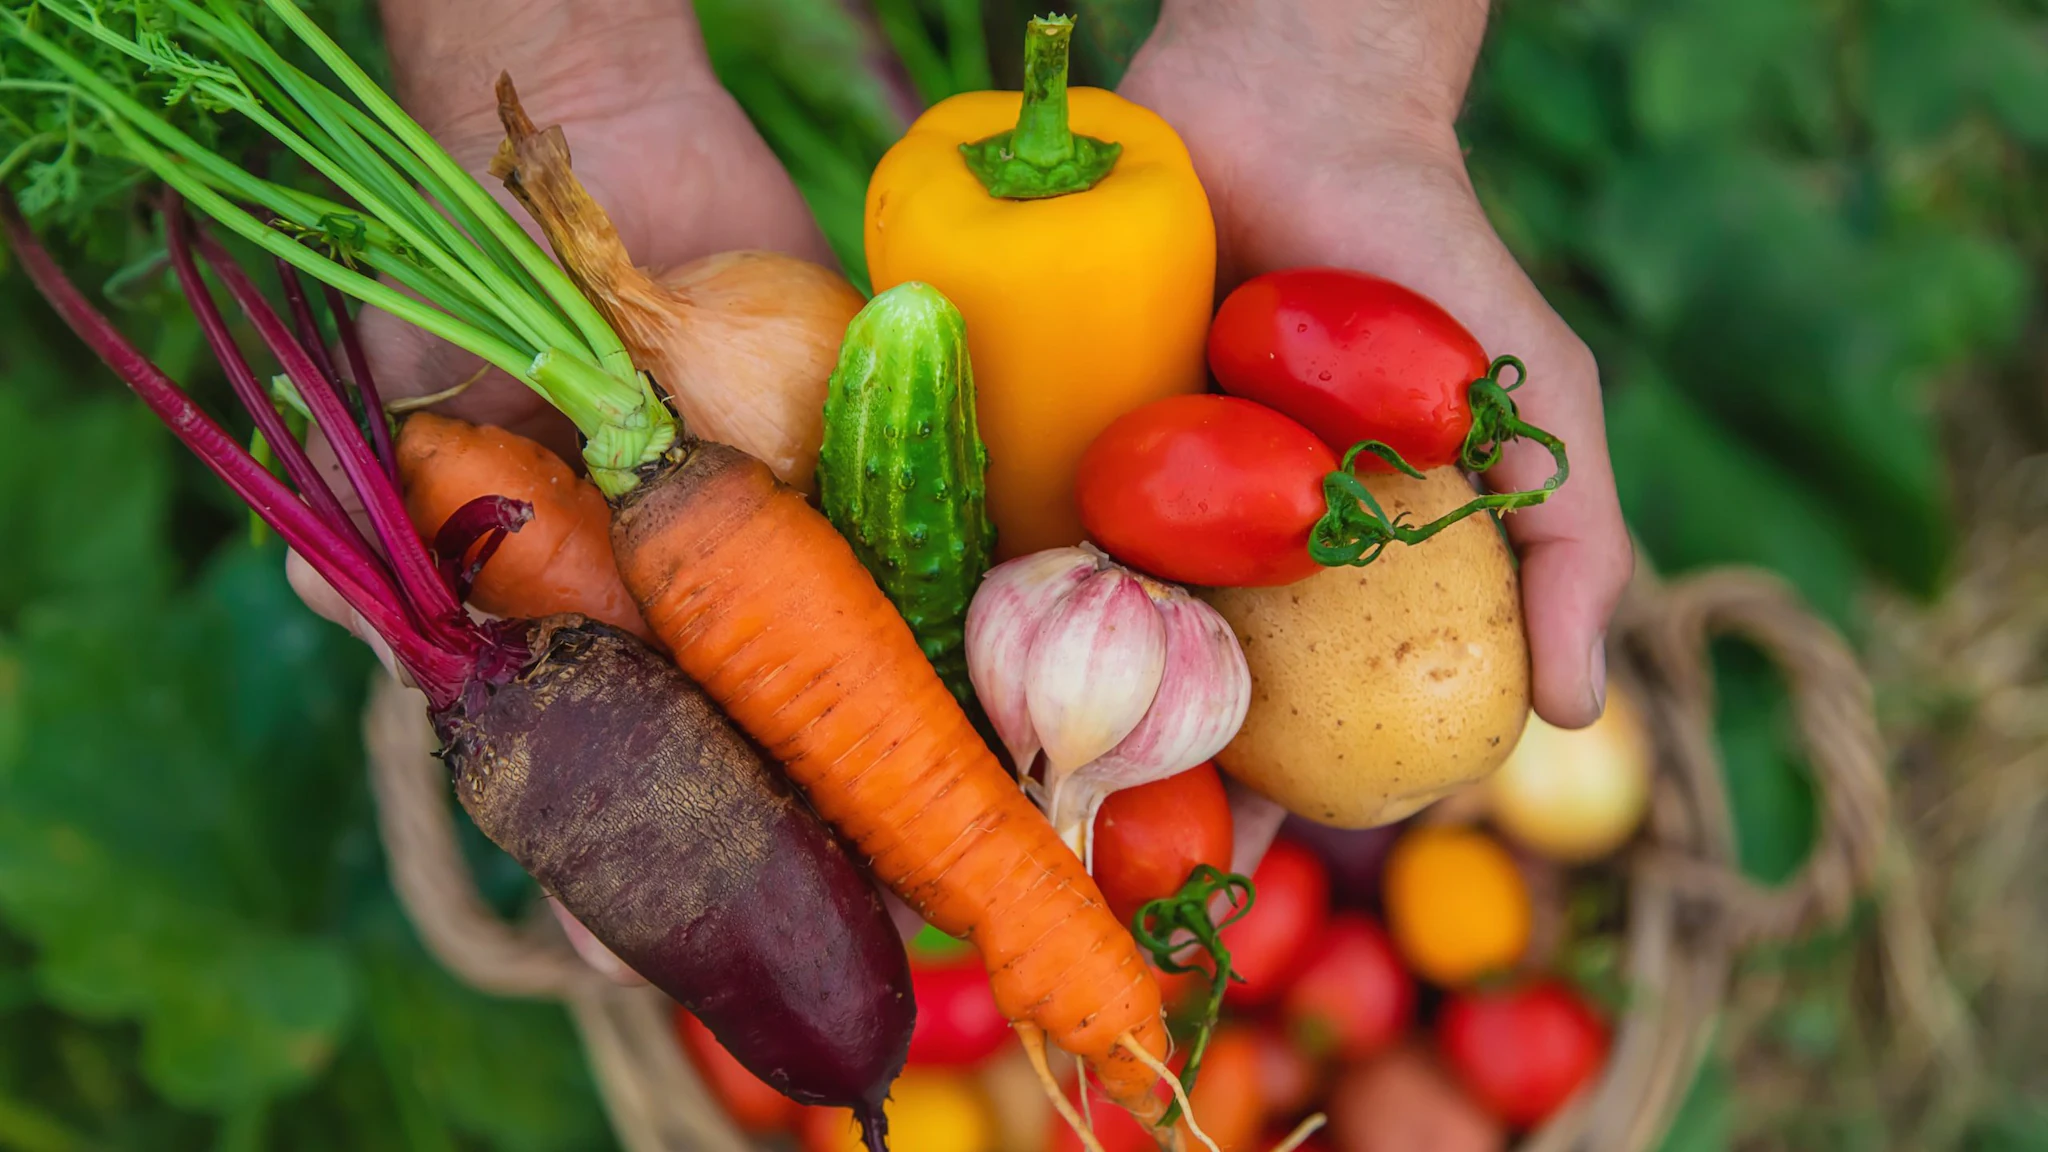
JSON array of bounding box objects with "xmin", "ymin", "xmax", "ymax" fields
[{"xmin": 819, "ymin": 282, "xmax": 995, "ymax": 702}]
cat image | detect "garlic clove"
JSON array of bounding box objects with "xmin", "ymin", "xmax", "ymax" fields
[
  {"xmin": 1024, "ymin": 564, "xmax": 1167, "ymax": 783},
  {"xmin": 1051, "ymin": 587, "xmax": 1252, "ymax": 860},
  {"xmin": 1096, "ymin": 590, "xmax": 1251, "ymax": 782},
  {"xmin": 964, "ymin": 546, "xmax": 1097, "ymax": 773}
]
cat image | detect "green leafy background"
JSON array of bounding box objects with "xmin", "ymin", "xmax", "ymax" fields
[{"xmin": 0, "ymin": 0, "xmax": 2042, "ymax": 1147}]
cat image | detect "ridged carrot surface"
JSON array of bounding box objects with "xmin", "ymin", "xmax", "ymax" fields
[
  {"xmin": 611, "ymin": 440, "xmax": 1171, "ymax": 1120},
  {"xmin": 396, "ymin": 413, "xmax": 654, "ymax": 642}
]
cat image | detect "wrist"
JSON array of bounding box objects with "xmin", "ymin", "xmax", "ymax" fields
[{"xmin": 1146, "ymin": 0, "xmax": 1486, "ymax": 141}]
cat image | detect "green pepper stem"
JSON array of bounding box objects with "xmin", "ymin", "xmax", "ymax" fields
[
  {"xmin": 958, "ymin": 15, "xmax": 1121, "ymax": 200},
  {"xmin": 1308, "ymin": 356, "xmax": 1571, "ymax": 568}
]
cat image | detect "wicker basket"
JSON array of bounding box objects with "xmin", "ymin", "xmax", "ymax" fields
[{"xmin": 362, "ymin": 564, "xmax": 1891, "ymax": 1152}]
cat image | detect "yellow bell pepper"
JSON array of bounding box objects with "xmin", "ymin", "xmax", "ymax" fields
[{"xmin": 864, "ymin": 15, "xmax": 1216, "ymax": 559}]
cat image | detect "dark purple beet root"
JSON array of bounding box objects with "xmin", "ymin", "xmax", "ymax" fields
[{"xmin": 434, "ymin": 616, "xmax": 912, "ymax": 1135}]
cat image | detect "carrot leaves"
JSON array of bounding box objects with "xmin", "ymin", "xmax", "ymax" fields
[{"xmin": 0, "ymin": 0, "xmax": 674, "ymax": 493}]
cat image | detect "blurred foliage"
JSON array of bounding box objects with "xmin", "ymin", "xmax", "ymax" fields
[{"xmin": 0, "ymin": 0, "xmax": 2043, "ymax": 1147}]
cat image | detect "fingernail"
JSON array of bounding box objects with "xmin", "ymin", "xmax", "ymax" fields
[{"xmin": 1587, "ymin": 631, "xmax": 1609, "ymax": 718}]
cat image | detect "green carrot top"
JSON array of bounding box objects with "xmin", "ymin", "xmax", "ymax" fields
[{"xmin": 0, "ymin": 0, "xmax": 672, "ymax": 496}]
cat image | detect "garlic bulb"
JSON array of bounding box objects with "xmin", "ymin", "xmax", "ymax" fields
[
  {"xmin": 963, "ymin": 547, "xmax": 1097, "ymax": 771},
  {"xmin": 965, "ymin": 544, "xmax": 1253, "ymax": 863},
  {"xmin": 1050, "ymin": 586, "xmax": 1250, "ymax": 862}
]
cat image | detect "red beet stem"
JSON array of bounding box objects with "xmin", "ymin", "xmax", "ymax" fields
[
  {"xmin": 162, "ymin": 205, "xmax": 369, "ymax": 556},
  {"xmin": 325, "ymin": 283, "xmax": 397, "ymax": 481},
  {"xmin": 186, "ymin": 223, "xmax": 466, "ymax": 638},
  {"xmin": 431, "ymin": 495, "xmax": 533, "ymax": 601},
  {"xmin": 278, "ymin": 258, "xmax": 342, "ymax": 398},
  {"xmin": 0, "ymin": 195, "xmax": 472, "ymax": 705}
]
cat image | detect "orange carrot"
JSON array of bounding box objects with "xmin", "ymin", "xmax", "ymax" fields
[
  {"xmin": 611, "ymin": 441, "xmax": 1173, "ymax": 1127},
  {"xmin": 395, "ymin": 413, "xmax": 655, "ymax": 643}
]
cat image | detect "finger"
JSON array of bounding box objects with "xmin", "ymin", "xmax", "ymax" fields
[
  {"xmin": 1223, "ymin": 776, "xmax": 1288, "ymax": 878},
  {"xmin": 880, "ymin": 888, "xmax": 931, "ymax": 943},
  {"xmin": 548, "ymin": 897, "xmax": 651, "ymax": 988},
  {"xmin": 1466, "ymin": 301, "xmax": 1632, "ymax": 731},
  {"xmin": 285, "ymin": 547, "xmax": 415, "ymax": 688}
]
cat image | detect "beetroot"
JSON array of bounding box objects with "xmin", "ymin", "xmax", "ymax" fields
[{"xmin": 441, "ymin": 617, "xmax": 913, "ymax": 1111}]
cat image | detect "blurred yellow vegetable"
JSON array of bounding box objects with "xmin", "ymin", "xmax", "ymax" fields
[
  {"xmin": 1484, "ymin": 682, "xmax": 1653, "ymax": 863},
  {"xmin": 800, "ymin": 1070, "xmax": 998, "ymax": 1152},
  {"xmin": 1381, "ymin": 826, "xmax": 1531, "ymax": 987}
]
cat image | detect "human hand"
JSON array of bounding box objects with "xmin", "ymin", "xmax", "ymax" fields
[
  {"xmin": 290, "ymin": 0, "xmax": 832, "ymax": 659},
  {"xmin": 1120, "ymin": 0, "xmax": 1632, "ymax": 736},
  {"xmin": 1120, "ymin": 0, "xmax": 1632, "ymax": 868}
]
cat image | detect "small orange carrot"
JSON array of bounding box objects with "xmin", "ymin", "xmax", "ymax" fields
[
  {"xmin": 395, "ymin": 412, "xmax": 654, "ymax": 643},
  {"xmin": 611, "ymin": 441, "xmax": 1173, "ymax": 1127}
]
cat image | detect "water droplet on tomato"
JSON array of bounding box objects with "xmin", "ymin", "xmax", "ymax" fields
[
  {"xmin": 1296, "ymin": 323, "xmax": 1309, "ymax": 333},
  {"xmin": 1318, "ymin": 371, "xmax": 1332, "ymax": 381}
]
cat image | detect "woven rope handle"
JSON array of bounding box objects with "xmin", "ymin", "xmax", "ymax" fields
[{"xmin": 1626, "ymin": 568, "xmax": 1892, "ymax": 945}]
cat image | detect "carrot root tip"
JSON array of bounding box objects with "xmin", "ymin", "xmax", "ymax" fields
[
  {"xmin": 1017, "ymin": 1023, "xmax": 1106, "ymax": 1152},
  {"xmin": 1118, "ymin": 1032, "xmax": 1216, "ymax": 1152},
  {"xmin": 1268, "ymin": 1114, "xmax": 1328, "ymax": 1152}
]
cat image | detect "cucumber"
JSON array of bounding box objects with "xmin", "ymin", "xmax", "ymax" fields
[{"xmin": 819, "ymin": 281, "xmax": 995, "ymax": 702}]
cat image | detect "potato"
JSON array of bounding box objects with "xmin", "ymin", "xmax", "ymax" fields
[{"xmin": 1200, "ymin": 468, "xmax": 1529, "ymax": 828}]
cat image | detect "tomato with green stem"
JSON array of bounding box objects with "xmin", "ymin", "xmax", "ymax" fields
[
  {"xmin": 1207, "ymin": 267, "xmax": 1569, "ymax": 521},
  {"xmin": 1091, "ymin": 761, "xmax": 1235, "ymax": 925},
  {"xmin": 1077, "ymin": 393, "xmax": 1555, "ymax": 587},
  {"xmin": 1077, "ymin": 395, "xmax": 1333, "ymax": 586}
]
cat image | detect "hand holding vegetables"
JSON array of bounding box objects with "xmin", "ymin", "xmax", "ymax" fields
[
  {"xmin": 2, "ymin": 0, "xmax": 1650, "ymax": 1144},
  {"xmin": 1120, "ymin": 0, "xmax": 1632, "ymax": 730}
]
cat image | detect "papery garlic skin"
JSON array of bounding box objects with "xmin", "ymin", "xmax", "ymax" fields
[
  {"xmin": 963, "ymin": 547, "xmax": 1097, "ymax": 772},
  {"xmin": 1023, "ymin": 564, "xmax": 1167, "ymax": 782},
  {"xmin": 1052, "ymin": 585, "xmax": 1252, "ymax": 862}
]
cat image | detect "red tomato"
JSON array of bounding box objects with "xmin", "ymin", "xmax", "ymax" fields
[
  {"xmin": 1437, "ymin": 980, "xmax": 1610, "ymax": 1129},
  {"xmin": 1075, "ymin": 394, "xmax": 1336, "ymax": 587},
  {"xmin": 673, "ymin": 1005, "xmax": 799, "ymax": 1134},
  {"xmin": 1248, "ymin": 1022, "xmax": 1322, "ymax": 1118},
  {"xmin": 1281, "ymin": 915, "xmax": 1415, "ymax": 1062},
  {"xmin": 1219, "ymin": 838, "xmax": 1331, "ymax": 1007},
  {"xmin": 908, "ymin": 958, "xmax": 1012, "ymax": 1068},
  {"xmin": 1209, "ymin": 268, "xmax": 1492, "ymax": 473},
  {"xmin": 1092, "ymin": 762, "xmax": 1235, "ymax": 926}
]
